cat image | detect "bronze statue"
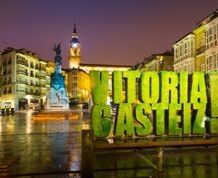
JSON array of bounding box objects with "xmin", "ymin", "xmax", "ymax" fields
[{"xmin": 53, "ymin": 43, "xmax": 62, "ymax": 65}]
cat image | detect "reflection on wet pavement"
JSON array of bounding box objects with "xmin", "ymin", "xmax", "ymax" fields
[
  {"xmin": 93, "ymin": 147, "xmax": 218, "ymax": 178},
  {"xmin": 1, "ymin": 111, "xmax": 218, "ymax": 178},
  {"xmin": 0, "ymin": 111, "xmax": 81, "ymax": 177}
]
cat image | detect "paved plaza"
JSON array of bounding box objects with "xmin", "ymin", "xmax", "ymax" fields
[
  {"xmin": 0, "ymin": 111, "xmax": 218, "ymax": 178},
  {"xmin": 0, "ymin": 111, "xmax": 82, "ymax": 177}
]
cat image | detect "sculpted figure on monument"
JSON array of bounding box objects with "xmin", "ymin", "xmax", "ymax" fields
[{"xmin": 53, "ymin": 43, "xmax": 62, "ymax": 65}]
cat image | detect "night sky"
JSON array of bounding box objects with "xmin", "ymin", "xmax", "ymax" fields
[{"xmin": 0, "ymin": 0, "xmax": 217, "ymax": 67}]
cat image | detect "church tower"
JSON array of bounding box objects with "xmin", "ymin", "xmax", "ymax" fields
[{"xmin": 69, "ymin": 24, "xmax": 81, "ymax": 68}]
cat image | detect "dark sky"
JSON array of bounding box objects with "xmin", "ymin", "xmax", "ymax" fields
[{"xmin": 0, "ymin": 0, "xmax": 217, "ymax": 67}]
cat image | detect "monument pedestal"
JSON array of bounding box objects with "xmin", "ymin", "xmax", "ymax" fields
[{"xmin": 32, "ymin": 110, "xmax": 79, "ymax": 121}]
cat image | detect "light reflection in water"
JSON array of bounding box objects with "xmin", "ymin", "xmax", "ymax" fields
[
  {"xmin": 26, "ymin": 110, "xmax": 33, "ymax": 134},
  {"xmin": 0, "ymin": 118, "xmax": 2, "ymax": 133}
]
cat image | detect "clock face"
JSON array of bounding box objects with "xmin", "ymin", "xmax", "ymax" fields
[{"xmin": 72, "ymin": 43, "xmax": 78, "ymax": 48}]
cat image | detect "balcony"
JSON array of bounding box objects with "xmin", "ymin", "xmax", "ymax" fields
[
  {"xmin": 35, "ymin": 83, "xmax": 41, "ymax": 87},
  {"xmin": 35, "ymin": 65, "xmax": 39, "ymax": 70},
  {"xmin": 16, "ymin": 60, "xmax": 29, "ymax": 67},
  {"xmin": 196, "ymin": 46, "xmax": 206, "ymax": 56},
  {"xmin": 17, "ymin": 70, "xmax": 28, "ymax": 75},
  {"xmin": 39, "ymin": 76, "xmax": 46, "ymax": 80},
  {"xmin": 35, "ymin": 74, "xmax": 40, "ymax": 78},
  {"xmin": 16, "ymin": 89, "xmax": 25, "ymax": 93},
  {"xmin": 40, "ymin": 67, "xmax": 46, "ymax": 72},
  {"xmin": 40, "ymin": 84, "xmax": 46, "ymax": 87},
  {"xmin": 17, "ymin": 80, "xmax": 28, "ymax": 85},
  {"xmin": 26, "ymin": 91, "xmax": 41, "ymax": 96}
]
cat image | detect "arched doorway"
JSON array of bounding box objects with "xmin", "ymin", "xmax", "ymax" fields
[{"xmin": 18, "ymin": 98, "xmax": 28, "ymax": 110}]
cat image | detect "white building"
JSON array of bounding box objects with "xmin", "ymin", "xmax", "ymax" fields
[
  {"xmin": 204, "ymin": 12, "xmax": 218, "ymax": 71},
  {"xmin": 0, "ymin": 48, "xmax": 50, "ymax": 111},
  {"xmin": 173, "ymin": 33, "xmax": 195, "ymax": 73}
]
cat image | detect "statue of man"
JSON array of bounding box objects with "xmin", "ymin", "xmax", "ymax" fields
[{"xmin": 53, "ymin": 43, "xmax": 62, "ymax": 65}]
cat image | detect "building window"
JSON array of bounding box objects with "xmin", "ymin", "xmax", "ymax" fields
[
  {"xmin": 3, "ymin": 87, "xmax": 7, "ymax": 94},
  {"xmin": 30, "ymin": 62, "xmax": 34, "ymax": 68},
  {"xmin": 73, "ymin": 83, "xmax": 77, "ymax": 87},
  {"xmin": 30, "ymin": 71, "xmax": 34, "ymax": 77},
  {"xmin": 8, "ymin": 58, "xmax": 12, "ymax": 65},
  {"xmin": 8, "ymin": 77, "xmax": 11, "ymax": 84},
  {"xmin": 7, "ymin": 69, "xmax": 11, "ymax": 74},
  {"xmin": 3, "ymin": 59, "xmax": 7, "ymax": 66},
  {"xmin": 206, "ymin": 22, "xmax": 218, "ymax": 50},
  {"xmin": 72, "ymin": 70, "xmax": 77, "ymax": 75},
  {"xmin": 3, "ymin": 79, "xmax": 7, "ymax": 85},
  {"xmin": 8, "ymin": 87, "xmax": 12, "ymax": 94}
]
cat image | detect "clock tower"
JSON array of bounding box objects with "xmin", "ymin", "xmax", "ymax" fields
[{"xmin": 69, "ymin": 24, "xmax": 81, "ymax": 68}]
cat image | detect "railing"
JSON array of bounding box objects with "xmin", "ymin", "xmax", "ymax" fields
[
  {"xmin": 17, "ymin": 80, "xmax": 28, "ymax": 85},
  {"xmin": 196, "ymin": 46, "xmax": 206, "ymax": 56},
  {"xmin": 16, "ymin": 60, "xmax": 28, "ymax": 67},
  {"xmin": 40, "ymin": 67, "xmax": 46, "ymax": 71},
  {"xmin": 17, "ymin": 70, "xmax": 27, "ymax": 75},
  {"xmin": 40, "ymin": 84, "xmax": 46, "ymax": 87},
  {"xmin": 39, "ymin": 76, "xmax": 46, "ymax": 80},
  {"xmin": 16, "ymin": 89, "xmax": 25, "ymax": 93}
]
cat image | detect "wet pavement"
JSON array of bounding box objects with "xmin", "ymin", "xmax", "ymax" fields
[
  {"xmin": 93, "ymin": 146, "xmax": 218, "ymax": 178},
  {"xmin": 0, "ymin": 110, "xmax": 82, "ymax": 177},
  {"xmin": 0, "ymin": 111, "xmax": 218, "ymax": 178}
]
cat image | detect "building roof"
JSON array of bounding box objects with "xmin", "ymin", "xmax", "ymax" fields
[
  {"xmin": 80, "ymin": 63, "xmax": 132, "ymax": 68},
  {"xmin": 174, "ymin": 32, "xmax": 194, "ymax": 44},
  {"xmin": 196, "ymin": 9, "xmax": 218, "ymax": 28},
  {"xmin": 64, "ymin": 67, "xmax": 89, "ymax": 74},
  {"xmin": 1, "ymin": 47, "xmax": 50, "ymax": 63},
  {"xmin": 133, "ymin": 50, "xmax": 173, "ymax": 69}
]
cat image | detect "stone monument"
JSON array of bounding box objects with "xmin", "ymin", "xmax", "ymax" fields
[{"xmin": 45, "ymin": 43, "xmax": 69, "ymax": 110}]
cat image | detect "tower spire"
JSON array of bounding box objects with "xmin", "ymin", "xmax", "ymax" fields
[
  {"xmin": 73, "ymin": 23, "xmax": 77, "ymax": 34},
  {"xmin": 69, "ymin": 22, "xmax": 81, "ymax": 69}
]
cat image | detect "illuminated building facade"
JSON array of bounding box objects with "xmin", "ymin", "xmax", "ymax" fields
[
  {"xmin": 173, "ymin": 33, "xmax": 195, "ymax": 73},
  {"xmin": 204, "ymin": 10, "xmax": 218, "ymax": 71},
  {"xmin": 173, "ymin": 9, "xmax": 218, "ymax": 73},
  {"xmin": 67, "ymin": 68, "xmax": 90, "ymax": 103},
  {"xmin": 135, "ymin": 51, "xmax": 174, "ymax": 72},
  {"xmin": 0, "ymin": 47, "xmax": 67, "ymax": 111}
]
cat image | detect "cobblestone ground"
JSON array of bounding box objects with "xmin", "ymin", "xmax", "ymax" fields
[{"xmin": 0, "ymin": 111, "xmax": 82, "ymax": 177}]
